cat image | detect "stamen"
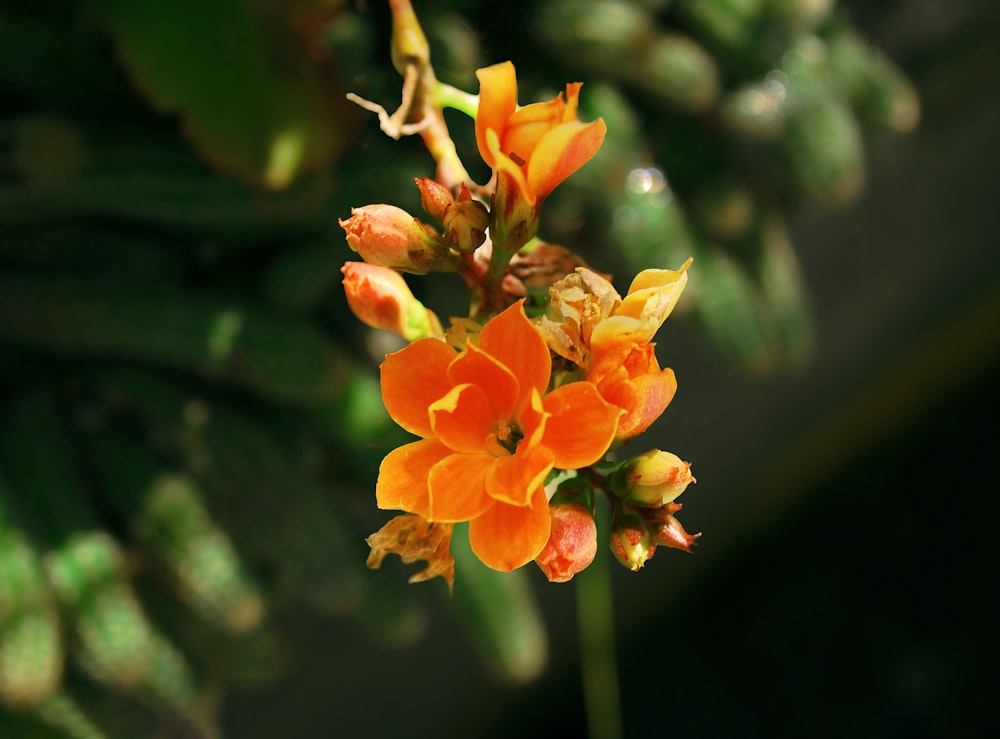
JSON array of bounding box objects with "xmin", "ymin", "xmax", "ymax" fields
[{"xmin": 494, "ymin": 420, "xmax": 524, "ymax": 454}]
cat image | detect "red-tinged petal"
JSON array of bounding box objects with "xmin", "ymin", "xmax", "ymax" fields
[
  {"xmin": 541, "ymin": 382, "xmax": 621, "ymax": 469},
  {"xmin": 475, "ymin": 62, "xmax": 518, "ymax": 169},
  {"xmin": 448, "ymin": 342, "xmax": 518, "ymax": 420},
  {"xmin": 485, "ymin": 445, "xmax": 555, "ymax": 507},
  {"xmin": 478, "ymin": 301, "xmax": 551, "ymax": 412},
  {"xmin": 604, "ymin": 368, "xmax": 677, "ymax": 439},
  {"xmin": 381, "ymin": 338, "xmax": 457, "ymax": 437},
  {"xmin": 588, "ymin": 341, "xmax": 657, "ymax": 385},
  {"xmin": 376, "ymin": 439, "xmax": 452, "ymax": 518},
  {"xmin": 468, "ymin": 486, "xmax": 551, "ymax": 571},
  {"xmin": 527, "ymin": 118, "xmax": 606, "ymax": 202},
  {"xmin": 429, "ymin": 383, "xmax": 497, "ymax": 454},
  {"xmin": 426, "ymin": 453, "xmax": 495, "ymax": 522}
]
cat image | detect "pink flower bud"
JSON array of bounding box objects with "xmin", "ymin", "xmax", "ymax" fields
[
  {"xmin": 535, "ymin": 503, "xmax": 597, "ymax": 583},
  {"xmin": 612, "ymin": 450, "xmax": 696, "ymax": 507},
  {"xmin": 341, "ymin": 262, "xmax": 436, "ymax": 340},
  {"xmin": 414, "ymin": 176, "xmax": 454, "ymax": 221},
  {"xmin": 339, "ymin": 204, "xmax": 456, "ymax": 274}
]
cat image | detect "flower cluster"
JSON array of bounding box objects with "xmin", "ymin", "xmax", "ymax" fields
[{"xmin": 342, "ymin": 3, "xmax": 698, "ymax": 587}]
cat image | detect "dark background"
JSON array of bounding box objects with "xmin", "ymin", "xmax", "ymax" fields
[{"xmin": 223, "ymin": 1, "xmax": 1000, "ymax": 736}]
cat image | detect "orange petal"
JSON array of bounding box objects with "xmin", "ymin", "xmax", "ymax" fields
[
  {"xmin": 376, "ymin": 439, "xmax": 452, "ymax": 518},
  {"xmin": 487, "ymin": 130, "xmax": 534, "ymax": 206},
  {"xmin": 427, "ymin": 453, "xmax": 495, "ymax": 522},
  {"xmin": 429, "ymin": 383, "xmax": 496, "ymax": 454},
  {"xmin": 541, "ymin": 381, "xmax": 621, "ymax": 469},
  {"xmin": 381, "ymin": 338, "xmax": 457, "ymax": 438},
  {"xmin": 478, "ymin": 302, "xmax": 551, "ymax": 413},
  {"xmin": 468, "ymin": 486, "xmax": 551, "ymax": 571},
  {"xmin": 590, "ymin": 314, "xmax": 657, "ymax": 353},
  {"xmin": 603, "ymin": 367, "xmax": 677, "ymax": 439},
  {"xmin": 475, "ymin": 61, "xmax": 517, "ymax": 169},
  {"xmin": 503, "ymin": 95, "xmax": 568, "ymax": 162},
  {"xmin": 448, "ymin": 342, "xmax": 518, "ymax": 420},
  {"xmin": 517, "ymin": 387, "xmax": 550, "ymax": 454},
  {"xmin": 560, "ymin": 82, "xmax": 583, "ymax": 122},
  {"xmin": 485, "ymin": 445, "xmax": 554, "ymax": 507},
  {"xmin": 527, "ymin": 118, "xmax": 606, "ymax": 202}
]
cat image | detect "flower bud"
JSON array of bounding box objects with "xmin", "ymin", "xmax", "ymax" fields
[
  {"xmin": 650, "ymin": 503, "xmax": 701, "ymax": 553},
  {"xmin": 341, "ymin": 262, "xmax": 437, "ymax": 340},
  {"xmin": 534, "ymin": 503, "xmax": 597, "ymax": 583},
  {"xmin": 608, "ymin": 503, "xmax": 656, "ymax": 572},
  {"xmin": 414, "ymin": 176, "xmax": 453, "ymax": 221},
  {"xmin": 611, "ymin": 450, "xmax": 695, "ymax": 507},
  {"xmin": 340, "ymin": 204, "xmax": 457, "ymax": 274},
  {"xmin": 443, "ymin": 198, "xmax": 489, "ymax": 252}
]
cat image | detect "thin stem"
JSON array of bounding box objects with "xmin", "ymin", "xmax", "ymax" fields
[
  {"xmin": 474, "ymin": 244, "xmax": 513, "ymax": 319},
  {"xmin": 576, "ymin": 500, "xmax": 623, "ymax": 739},
  {"xmin": 387, "ymin": 0, "xmax": 471, "ymax": 189},
  {"xmin": 436, "ymin": 82, "xmax": 479, "ymax": 119}
]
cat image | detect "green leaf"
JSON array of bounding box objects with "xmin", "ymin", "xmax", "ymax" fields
[{"xmin": 89, "ymin": 0, "xmax": 350, "ymax": 188}]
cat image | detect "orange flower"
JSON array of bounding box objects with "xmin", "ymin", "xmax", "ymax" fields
[
  {"xmin": 540, "ymin": 261, "xmax": 692, "ymax": 367},
  {"xmin": 539, "ymin": 262, "xmax": 691, "ymax": 439},
  {"xmin": 587, "ymin": 342, "xmax": 677, "ymax": 440},
  {"xmin": 475, "ymin": 61, "xmax": 606, "ymax": 250},
  {"xmin": 376, "ymin": 301, "xmax": 621, "ymax": 571}
]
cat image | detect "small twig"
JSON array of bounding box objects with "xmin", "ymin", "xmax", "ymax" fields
[{"xmin": 345, "ymin": 64, "xmax": 432, "ymax": 140}]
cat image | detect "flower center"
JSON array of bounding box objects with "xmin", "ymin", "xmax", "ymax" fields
[{"xmin": 491, "ymin": 419, "xmax": 524, "ymax": 456}]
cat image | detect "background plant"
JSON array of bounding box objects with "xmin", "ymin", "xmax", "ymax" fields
[{"xmin": 0, "ymin": 0, "xmax": 926, "ymax": 736}]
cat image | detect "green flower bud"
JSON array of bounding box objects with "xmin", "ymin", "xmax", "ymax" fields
[
  {"xmin": 608, "ymin": 502, "xmax": 656, "ymax": 572},
  {"xmin": 443, "ymin": 198, "xmax": 489, "ymax": 253},
  {"xmin": 611, "ymin": 449, "xmax": 696, "ymax": 507}
]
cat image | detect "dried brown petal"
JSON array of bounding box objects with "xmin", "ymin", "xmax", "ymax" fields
[{"xmin": 366, "ymin": 515, "xmax": 455, "ymax": 590}]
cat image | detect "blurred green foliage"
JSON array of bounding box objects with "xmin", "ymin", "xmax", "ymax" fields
[{"xmin": 0, "ymin": 0, "xmax": 916, "ymax": 735}]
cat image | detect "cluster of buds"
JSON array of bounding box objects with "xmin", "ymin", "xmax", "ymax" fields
[
  {"xmin": 607, "ymin": 451, "xmax": 699, "ymax": 571},
  {"xmin": 341, "ymin": 0, "xmax": 700, "ymax": 588}
]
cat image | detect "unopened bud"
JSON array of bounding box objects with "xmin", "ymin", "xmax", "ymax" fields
[
  {"xmin": 415, "ymin": 176, "xmax": 454, "ymax": 221},
  {"xmin": 341, "ymin": 262, "xmax": 437, "ymax": 340},
  {"xmin": 611, "ymin": 450, "xmax": 695, "ymax": 507},
  {"xmin": 443, "ymin": 199, "xmax": 489, "ymax": 252},
  {"xmin": 534, "ymin": 503, "xmax": 597, "ymax": 583},
  {"xmin": 608, "ymin": 503, "xmax": 656, "ymax": 572},
  {"xmin": 651, "ymin": 502, "xmax": 701, "ymax": 553},
  {"xmin": 340, "ymin": 204, "xmax": 457, "ymax": 274}
]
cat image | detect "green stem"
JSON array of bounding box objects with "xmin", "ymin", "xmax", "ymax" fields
[
  {"xmin": 436, "ymin": 82, "xmax": 479, "ymax": 119},
  {"xmin": 576, "ymin": 500, "xmax": 623, "ymax": 739}
]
